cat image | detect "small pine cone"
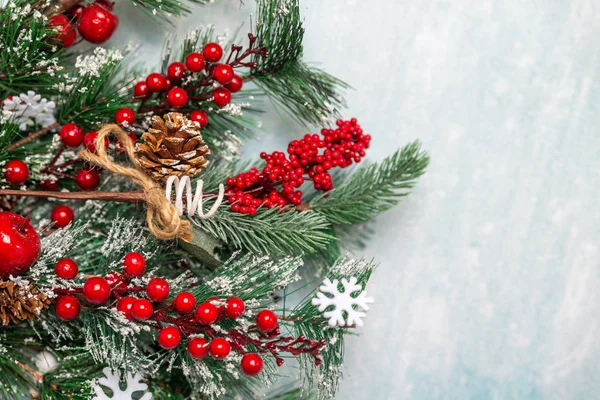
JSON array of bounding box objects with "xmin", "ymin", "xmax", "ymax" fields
[
  {"xmin": 135, "ymin": 112, "xmax": 211, "ymax": 182},
  {"xmin": 0, "ymin": 280, "xmax": 51, "ymax": 326}
]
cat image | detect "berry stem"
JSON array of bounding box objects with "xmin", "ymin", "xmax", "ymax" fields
[{"xmin": 7, "ymin": 122, "xmax": 59, "ymax": 151}]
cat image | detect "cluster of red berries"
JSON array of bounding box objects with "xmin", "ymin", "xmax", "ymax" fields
[
  {"xmin": 49, "ymin": 1, "xmax": 118, "ymax": 47},
  {"xmin": 225, "ymin": 119, "xmax": 370, "ymax": 213}
]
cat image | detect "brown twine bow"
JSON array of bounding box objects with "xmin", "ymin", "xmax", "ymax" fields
[{"xmin": 78, "ymin": 124, "xmax": 193, "ymax": 242}]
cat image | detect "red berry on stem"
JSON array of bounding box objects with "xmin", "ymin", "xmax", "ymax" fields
[
  {"xmin": 146, "ymin": 73, "xmax": 167, "ymax": 92},
  {"xmin": 131, "ymin": 299, "xmax": 153, "ymax": 320},
  {"xmin": 134, "ymin": 81, "xmax": 148, "ymax": 98},
  {"xmin": 190, "ymin": 110, "xmax": 208, "ymax": 128},
  {"xmin": 71, "ymin": 5, "xmax": 84, "ymax": 19},
  {"xmin": 163, "ymin": 78, "xmax": 172, "ymax": 91},
  {"xmin": 77, "ymin": 3, "xmax": 118, "ymax": 44},
  {"xmin": 55, "ymin": 258, "xmax": 78, "ymax": 279},
  {"xmin": 225, "ymin": 75, "xmax": 243, "ymax": 93},
  {"xmin": 167, "ymin": 62, "xmax": 186, "ymax": 81},
  {"xmin": 212, "ymin": 87, "xmax": 231, "ymax": 107},
  {"xmin": 256, "ymin": 310, "xmax": 278, "ymax": 332},
  {"xmin": 123, "ymin": 252, "xmax": 146, "ymax": 277},
  {"xmin": 167, "ymin": 88, "xmax": 188, "ymax": 108},
  {"xmin": 49, "ymin": 14, "xmax": 77, "ymax": 48},
  {"xmin": 212, "ymin": 64, "xmax": 234, "ymax": 84},
  {"xmin": 195, "ymin": 302, "xmax": 219, "ymax": 325},
  {"xmin": 55, "ymin": 295, "xmax": 80, "ymax": 321},
  {"xmin": 84, "ymin": 131, "xmax": 109, "ymax": 153},
  {"xmin": 75, "ymin": 168, "xmax": 100, "ymax": 191},
  {"xmin": 225, "ymin": 297, "xmax": 245, "ymax": 319},
  {"xmin": 40, "ymin": 179, "xmax": 59, "ymax": 191},
  {"xmin": 173, "ymin": 292, "xmax": 196, "ymax": 314},
  {"xmin": 51, "ymin": 205, "xmax": 74, "ymax": 228},
  {"xmin": 59, "ymin": 123, "xmax": 85, "ymax": 147},
  {"xmin": 241, "ymin": 353, "xmax": 263, "ymax": 376},
  {"xmin": 116, "ymin": 296, "xmax": 137, "ymax": 320},
  {"xmin": 116, "ymin": 132, "xmax": 137, "ymax": 153},
  {"xmin": 146, "ymin": 278, "xmax": 170, "ymax": 302},
  {"xmin": 203, "ymin": 43, "xmax": 223, "ymax": 63},
  {"xmin": 158, "ymin": 326, "xmax": 182, "ymax": 349},
  {"xmin": 83, "ymin": 277, "xmax": 111, "ymax": 304},
  {"xmin": 185, "ymin": 52, "xmax": 206, "ymax": 72},
  {"xmin": 4, "ymin": 160, "xmax": 29, "ymax": 185},
  {"xmin": 209, "ymin": 338, "xmax": 230, "ymax": 359},
  {"xmin": 187, "ymin": 337, "xmax": 209, "ymax": 359},
  {"xmin": 0, "ymin": 212, "xmax": 41, "ymax": 279},
  {"xmin": 115, "ymin": 107, "xmax": 135, "ymax": 125}
]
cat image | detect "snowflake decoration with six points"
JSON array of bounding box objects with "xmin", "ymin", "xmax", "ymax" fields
[
  {"xmin": 311, "ymin": 276, "xmax": 374, "ymax": 327},
  {"xmin": 92, "ymin": 367, "xmax": 152, "ymax": 400}
]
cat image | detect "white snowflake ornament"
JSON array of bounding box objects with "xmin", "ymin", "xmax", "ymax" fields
[
  {"xmin": 92, "ymin": 368, "xmax": 152, "ymax": 400},
  {"xmin": 2, "ymin": 91, "xmax": 56, "ymax": 130},
  {"xmin": 311, "ymin": 276, "xmax": 374, "ymax": 327}
]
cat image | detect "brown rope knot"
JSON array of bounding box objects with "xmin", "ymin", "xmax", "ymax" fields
[{"xmin": 79, "ymin": 124, "xmax": 193, "ymax": 242}]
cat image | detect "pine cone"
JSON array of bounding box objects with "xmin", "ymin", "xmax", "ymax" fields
[
  {"xmin": 135, "ymin": 112, "xmax": 211, "ymax": 181},
  {"xmin": 0, "ymin": 280, "xmax": 51, "ymax": 326}
]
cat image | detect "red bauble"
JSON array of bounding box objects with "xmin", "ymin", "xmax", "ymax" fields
[
  {"xmin": 51, "ymin": 205, "xmax": 74, "ymax": 228},
  {"xmin": 146, "ymin": 278, "xmax": 170, "ymax": 302},
  {"xmin": 185, "ymin": 52, "xmax": 206, "ymax": 72},
  {"xmin": 167, "ymin": 62, "xmax": 186, "ymax": 81},
  {"xmin": 212, "ymin": 64, "xmax": 234, "ymax": 84},
  {"xmin": 225, "ymin": 75, "xmax": 243, "ymax": 93},
  {"xmin": 131, "ymin": 299, "xmax": 153, "ymax": 320},
  {"xmin": 123, "ymin": 252, "xmax": 146, "ymax": 277},
  {"xmin": 75, "ymin": 168, "xmax": 100, "ymax": 191},
  {"xmin": 203, "ymin": 43, "xmax": 223, "ymax": 63},
  {"xmin": 59, "ymin": 123, "xmax": 85, "ymax": 147},
  {"xmin": 187, "ymin": 337, "xmax": 209, "ymax": 359},
  {"xmin": 190, "ymin": 110, "xmax": 208, "ymax": 128},
  {"xmin": 146, "ymin": 73, "xmax": 166, "ymax": 92},
  {"xmin": 173, "ymin": 291, "xmax": 196, "ymax": 314},
  {"xmin": 115, "ymin": 107, "xmax": 135, "ymax": 125},
  {"xmin": 256, "ymin": 310, "xmax": 278, "ymax": 332},
  {"xmin": 195, "ymin": 302, "xmax": 219, "ymax": 325},
  {"xmin": 134, "ymin": 81, "xmax": 148, "ymax": 98},
  {"xmin": 241, "ymin": 353, "xmax": 264, "ymax": 376},
  {"xmin": 0, "ymin": 212, "xmax": 41, "ymax": 279},
  {"xmin": 83, "ymin": 277, "xmax": 111, "ymax": 305},
  {"xmin": 40, "ymin": 179, "xmax": 59, "ymax": 191},
  {"xmin": 49, "ymin": 14, "xmax": 77, "ymax": 48},
  {"xmin": 55, "ymin": 258, "xmax": 78, "ymax": 279},
  {"xmin": 55, "ymin": 295, "xmax": 81, "ymax": 321},
  {"xmin": 4, "ymin": 160, "xmax": 29, "ymax": 185},
  {"xmin": 84, "ymin": 131, "xmax": 109, "ymax": 154},
  {"xmin": 116, "ymin": 296, "xmax": 136, "ymax": 320},
  {"xmin": 209, "ymin": 338, "xmax": 230, "ymax": 359},
  {"xmin": 212, "ymin": 88, "xmax": 231, "ymax": 107},
  {"xmin": 225, "ymin": 297, "xmax": 245, "ymax": 319},
  {"xmin": 77, "ymin": 3, "xmax": 118, "ymax": 44},
  {"xmin": 158, "ymin": 326, "xmax": 181, "ymax": 349},
  {"xmin": 167, "ymin": 88, "xmax": 188, "ymax": 108}
]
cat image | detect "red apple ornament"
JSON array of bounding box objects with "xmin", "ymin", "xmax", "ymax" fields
[{"xmin": 0, "ymin": 212, "xmax": 41, "ymax": 279}]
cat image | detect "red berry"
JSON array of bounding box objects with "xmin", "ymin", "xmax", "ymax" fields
[
  {"xmin": 158, "ymin": 326, "xmax": 182, "ymax": 349},
  {"xmin": 167, "ymin": 88, "xmax": 188, "ymax": 108},
  {"xmin": 115, "ymin": 107, "xmax": 135, "ymax": 125},
  {"xmin": 195, "ymin": 302, "xmax": 218, "ymax": 325},
  {"xmin": 225, "ymin": 297, "xmax": 245, "ymax": 319},
  {"xmin": 146, "ymin": 73, "xmax": 167, "ymax": 92},
  {"xmin": 256, "ymin": 310, "xmax": 278, "ymax": 332},
  {"xmin": 4, "ymin": 160, "xmax": 29, "ymax": 185},
  {"xmin": 84, "ymin": 131, "xmax": 109, "ymax": 154},
  {"xmin": 190, "ymin": 110, "xmax": 208, "ymax": 128},
  {"xmin": 163, "ymin": 78, "xmax": 172, "ymax": 91},
  {"xmin": 116, "ymin": 296, "xmax": 136, "ymax": 320},
  {"xmin": 0, "ymin": 212, "xmax": 41, "ymax": 279},
  {"xmin": 241, "ymin": 353, "xmax": 263, "ymax": 376},
  {"xmin": 131, "ymin": 299, "xmax": 153, "ymax": 320},
  {"xmin": 225, "ymin": 75, "xmax": 243, "ymax": 93},
  {"xmin": 55, "ymin": 295, "xmax": 80, "ymax": 321},
  {"xmin": 173, "ymin": 291, "xmax": 196, "ymax": 314},
  {"xmin": 59, "ymin": 123, "xmax": 85, "ymax": 147},
  {"xmin": 167, "ymin": 61, "xmax": 186, "ymax": 81},
  {"xmin": 115, "ymin": 132, "xmax": 137, "ymax": 153},
  {"xmin": 123, "ymin": 252, "xmax": 146, "ymax": 277},
  {"xmin": 187, "ymin": 337, "xmax": 209, "ymax": 359},
  {"xmin": 185, "ymin": 52, "xmax": 206, "ymax": 72},
  {"xmin": 71, "ymin": 5, "xmax": 84, "ymax": 19},
  {"xmin": 209, "ymin": 338, "xmax": 230, "ymax": 359},
  {"xmin": 40, "ymin": 179, "xmax": 59, "ymax": 191},
  {"xmin": 55, "ymin": 258, "xmax": 78, "ymax": 279},
  {"xmin": 212, "ymin": 87, "xmax": 231, "ymax": 107},
  {"xmin": 203, "ymin": 43, "xmax": 223, "ymax": 63},
  {"xmin": 133, "ymin": 81, "xmax": 148, "ymax": 98},
  {"xmin": 146, "ymin": 278, "xmax": 170, "ymax": 302},
  {"xmin": 77, "ymin": 3, "xmax": 118, "ymax": 44},
  {"xmin": 75, "ymin": 168, "xmax": 100, "ymax": 191},
  {"xmin": 51, "ymin": 205, "xmax": 74, "ymax": 228},
  {"xmin": 49, "ymin": 14, "xmax": 77, "ymax": 48},
  {"xmin": 83, "ymin": 277, "xmax": 111, "ymax": 304},
  {"xmin": 212, "ymin": 64, "xmax": 234, "ymax": 84}
]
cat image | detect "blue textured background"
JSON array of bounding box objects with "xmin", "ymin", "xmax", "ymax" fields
[{"xmin": 116, "ymin": 1, "xmax": 600, "ymax": 398}]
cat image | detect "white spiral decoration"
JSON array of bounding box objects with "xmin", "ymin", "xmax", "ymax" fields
[{"xmin": 165, "ymin": 175, "xmax": 225, "ymax": 219}]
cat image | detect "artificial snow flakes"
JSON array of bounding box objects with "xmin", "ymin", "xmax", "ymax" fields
[
  {"xmin": 2, "ymin": 91, "xmax": 56, "ymax": 130},
  {"xmin": 92, "ymin": 367, "xmax": 152, "ymax": 400},
  {"xmin": 312, "ymin": 277, "xmax": 374, "ymax": 327}
]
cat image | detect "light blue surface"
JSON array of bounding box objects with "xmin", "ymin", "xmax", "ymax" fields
[{"xmin": 116, "ymin": 1, "xmax": 600, "ymax": 398}]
